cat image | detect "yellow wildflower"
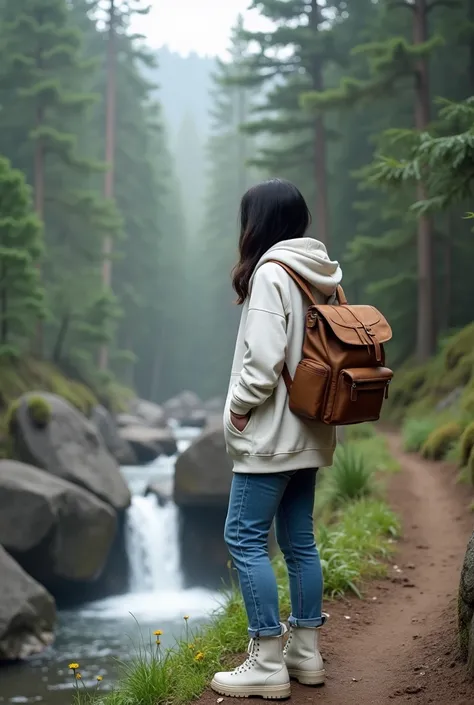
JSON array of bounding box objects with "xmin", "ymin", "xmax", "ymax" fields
[
  {"xmin": 183, "ymin": 615, "xmax": 189, "ymax": 621},
  {"xmin": 194, "ymin": 651, "xmax": 205, "ymax": 662},
  {"xmin": 153, "ymin": 630, "xmax": 163, "ymax": 636},
  {"xmin": 69, "ymin": 663, "xmax": 79, "ymax": 670},
  {"xmin": 76, "ymin": 673, "xmax": 82, "ymax": 680},
  {"xmin": 96, "ymin": 676, "xmax": 103, "ymax": 682}
]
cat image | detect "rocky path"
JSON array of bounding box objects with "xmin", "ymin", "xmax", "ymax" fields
[{"xmin": 198, "ymin": 434, "xmax": 473, "ymax": 705}]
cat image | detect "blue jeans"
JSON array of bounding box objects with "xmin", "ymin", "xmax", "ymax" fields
[{"xmin": 224, "ymin": 469, "xmax": 324, "ymax": 638}]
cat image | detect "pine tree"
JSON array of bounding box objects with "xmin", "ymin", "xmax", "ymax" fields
[
  {"xmin": 96, "ymin": 0, "xmax": 152, "ymax": 370},
  {"xmin": 303, "ymin": 0, "xmax": 459, "ymax": 360},
  {"xmin": 0, "ymin": 155, "xmax": 44, "ymax": 355},
  {"xmin": 189, "ymin": 18, "xmax": 258, "ymax": 399},
  {"xmin": 0, "ymin": 0, "xmax": 121, "ymax": 362},
  {"xmin": 233, "ymin": 0, "xmax": 344, "ymax": 247}
]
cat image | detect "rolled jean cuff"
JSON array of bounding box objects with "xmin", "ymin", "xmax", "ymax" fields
[
  {"xmin": 248, "ymin": 625, "xmax": 283, "ymax": 638},
  {"xmin": 288, "ymin": 614, "xmax": 326, "ymax": 628}
]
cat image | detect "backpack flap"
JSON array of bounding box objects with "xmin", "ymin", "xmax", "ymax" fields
[{"xmin": 314, "ymin": 304, "xmax": 392, "ymax": 363}]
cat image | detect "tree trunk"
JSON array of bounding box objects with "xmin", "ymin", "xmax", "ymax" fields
[
  {"xmin": 469, "ymin": 0, "xmax": 474, "ymax": 94},
  {"xmin": 52, "ymin": 312, "xmax": 71, "ymax": 364},
  {"xmin": 99, "ymin": 0, "xmax": 117, "ymax": 371},
  {"xmin": 310, "ymin": 0, "xmax": 330, "ymax": 248},
  {"xmin": 1, "ymin": 260, "xmax": 7, "ymax": 346},
  {"xmin": 34, "ymin": 107, "xmax": 44, "ymax": 357},
  {"xmin": 413, "ymin": 0, "xmax": 436, "ymax": 360},
  {"xmin": 236, "ymin": 86, "xmax": 247, "ymax": 197},
  {"xmin": 441, "ymin": 212, "xmax": 453, "ymax": 333}
]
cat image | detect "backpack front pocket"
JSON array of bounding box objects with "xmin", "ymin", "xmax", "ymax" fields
[
  {"xmin": 288, "ymin": 359, "xmax": 329, "ymax": 420},
  {"xmin": 328, "ymin": 367, "xmax": 393, "ymax": 425}
]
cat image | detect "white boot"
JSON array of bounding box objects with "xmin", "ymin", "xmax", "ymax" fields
[
  {"xmin": 283, "ymin": 625, "xmax": 325, "ymax": 686},
  {"xmin": 211, "ymin": 625, "xmax": 291, "ymax": 700}
]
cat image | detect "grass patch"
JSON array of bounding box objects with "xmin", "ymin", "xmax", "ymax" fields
[
  {"xmin": 316, "ymin": 433, "xmax": 399, "ymax": 515},
  {"xmin": 316, "ymin": 444, "xmax": 377, "ymax": 513},
  {"xmin": 83, "ymin": 495, "xmax": 399, "ymax": 705},
  {"xmin": 402, "ymin": 417, "xmax": 439, "ymax": 453}
]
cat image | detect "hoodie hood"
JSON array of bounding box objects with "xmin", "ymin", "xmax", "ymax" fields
[{"xmin": 251, "ymin": 237, "xmax": 342, "ymax": 297}]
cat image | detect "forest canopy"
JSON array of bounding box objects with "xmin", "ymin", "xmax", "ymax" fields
[{"xmin": 0, "ymin": 0, "xmax": 472, "ymax": 402}]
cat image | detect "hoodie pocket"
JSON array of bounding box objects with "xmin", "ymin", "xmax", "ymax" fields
[{"xmin": 223, "ymin": 396, "xmax": 254, "ymax": 456}]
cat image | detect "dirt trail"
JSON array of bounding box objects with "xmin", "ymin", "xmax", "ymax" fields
[{"xmin": 198, "ymin": 434, "xmax": 474, "ymax": 705}]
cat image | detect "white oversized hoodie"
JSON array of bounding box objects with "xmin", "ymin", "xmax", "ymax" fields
[{"xmin": 224, "ymin": 237, "xmax": 343, "ymax": 474}]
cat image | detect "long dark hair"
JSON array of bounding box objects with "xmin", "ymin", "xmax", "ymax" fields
[{"xmin": 232, "ymin": 179, "xmax": 311, "ymax": 304}]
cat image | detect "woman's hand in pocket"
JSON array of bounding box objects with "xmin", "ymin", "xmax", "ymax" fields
[{"xmin": 230, "ymin": 411, "xmax": 250, "ymax": 432}]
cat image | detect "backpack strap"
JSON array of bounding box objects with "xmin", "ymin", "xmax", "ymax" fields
[
  {"xmin": 268, "ymin": 260, "xmax": 346, "ymax": 392},
  {"xmin": 269, "ymin": 260, "xmax": 318, "ymax": 305}
]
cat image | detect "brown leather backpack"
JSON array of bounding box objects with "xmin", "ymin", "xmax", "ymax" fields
[{"xmin": 272, "ymin": 262, "xmax": 393, "ymax": 426}]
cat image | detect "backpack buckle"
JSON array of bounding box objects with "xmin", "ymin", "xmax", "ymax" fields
[{"xmin": 307, "ymin": 310, "xmax": 318, "ymax": 328}]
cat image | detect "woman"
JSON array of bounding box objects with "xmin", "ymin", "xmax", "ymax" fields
[{"xmin": 211, "ymin": 179, "xmax": 343, "ymax": 700}]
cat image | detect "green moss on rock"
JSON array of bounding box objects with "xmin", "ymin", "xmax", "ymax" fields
[
  {"xmin": 421, "ymin": 422, "xmax": 463, "ymax": 461},
  {"xmin": 388, "ymin": 325, "xmax": 474, "ymax": 423},
  {"xmin": 5, "ymin": 399, "xmax": 20, "ymax": 434},
  {"xmin": 27, "ymin": 396, "xmax": 52, "ymax": 429},
  {"xmin": 460, "ymin": 422, "xmax": 474, "ymax": 468}
]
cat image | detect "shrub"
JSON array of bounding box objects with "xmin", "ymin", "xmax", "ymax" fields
[
  {"xmin": 345, "ymin": 423, "xmax": 376, "ymax": 441},
  {"xmin": 317, "ymin": 444, "xmax": 376, "ymax": 512},
  {"xmin": 27, "ymin": 395, "xmax": 52, "ymax": 429},
  {"xmin": 460, "ymin": 422, "xmax": 474, "ymax": 468},
  {"xmin": 468, "ymin": 449, "xmax": 474, "ymax": 485},
  {"xmin": 5, "ymin": 399, "xmax": 20, "ymax": 434},
  {"xmin": 421, "ymin": 422, "xmax": 463, "ymax": 461},
  {"xmin": 402, "ymin": 417, "xmax": 439, "ymax": 453}
]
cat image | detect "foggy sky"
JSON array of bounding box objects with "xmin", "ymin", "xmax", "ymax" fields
[{"xmin": 133, "ymin": 0, "xmax": 272, "ymax": 57}]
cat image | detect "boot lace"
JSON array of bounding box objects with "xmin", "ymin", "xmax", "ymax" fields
[
  {"xmin": 283, "ymin": 627, "xmax": 294, "ymax": 655},
  {"xmin": 231, "ymin": 638, "xmax": 260, "ymax": 675}
]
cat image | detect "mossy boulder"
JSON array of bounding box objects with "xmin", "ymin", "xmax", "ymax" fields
[
  {"xmin": 460, "ymin": 422, "xmax": 474, "ymax": 468},
  {"xmin": 459, "ymin": 531, "xmax": 474, "ymax": 676},
  {"xmin": 387, "ymin": 324, "xmax": 474, "ymax": 422},
  {"xmin": 10, "ymin": 392, "xmax": 130, "ymax": 510},
  {"xmin": 26, "ymin": 395, "xmax": 52, "ymax": 429},
  {"xmin": 421, "ymin": 422, "xmax": 463, "ymax": 461}
]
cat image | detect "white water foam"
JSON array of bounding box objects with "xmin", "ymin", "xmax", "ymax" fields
[{"xmin": 78, "ymin": 425, "xmax": 219, "ymax": 622}]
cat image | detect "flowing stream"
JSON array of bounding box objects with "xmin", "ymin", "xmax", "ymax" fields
[{"xmin": 0, "ymin": 427, "xmax": 220, "ymax": 704}]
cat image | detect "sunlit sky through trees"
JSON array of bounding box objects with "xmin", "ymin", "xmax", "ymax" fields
[{"xmin": 133, "ymin": 0, "xmax": 272, "ymax": 57}]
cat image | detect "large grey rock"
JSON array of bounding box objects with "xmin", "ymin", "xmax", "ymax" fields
[
  {"xmin": 11, "ymin": 393, "xmax": 130, "ymax": 510},
  {"xmin": 116, "ymin": 413, "xmax": 146, "ymax": 428},
  {"xmin": 459, "ymin": 531, "xmax": 474, "ymax": 675},
  {"xmin": 0, "ymin": 545, "xmax": 55, "ymax": 661},
  {"xmin": 119, "ymin": 425, "xmax": 177, "ymax": 463},
  {"xmin": 174, "ymin": 424, "xmax": 232, "ymax": 507},
  {"xmin": 0, "ymin": 461, "xmax": 117, "ymax": 585},
  {"xmin": 128, "ymin": 399, "xmax": 167, "ymax": 428},
  {"xmin": 164, "ymin": 391, "xmax": 207, "ymax": 427},
  {"xmin": 91, "ymin": 405, "xmax": 136, "ymax": 465}
]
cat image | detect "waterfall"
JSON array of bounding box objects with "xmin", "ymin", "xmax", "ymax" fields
[
  {"xmin": 79, "ymin": 426, "xmax": 219, "ymax": 621},
  {"xmin": 126, "ymin": 495, "xmax": 181, "ymax": 593}
]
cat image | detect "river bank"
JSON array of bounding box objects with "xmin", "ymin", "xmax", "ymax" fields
[{"xmin": 0, "ymin": 426, "xmax": 218, "ymax": 705}]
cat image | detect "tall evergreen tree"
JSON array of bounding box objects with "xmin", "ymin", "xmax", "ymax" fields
[
  {"xmin": 0, "ymin": 0, "xmax": 121, "ymax": 363},
  {"xmin": 0, "ymin": 156, "xmax": 44, "ymax": 354},
  {"xmin": 233, "ymin": 0, "xmax": 344, "ymax": 246},
  {"xmin": 302, "ymin": 0, "xmax": 459, "ymax": 360},
  {"xmin": 189, "ymin": 17, "xmax": 259, "ymax": 399}
]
